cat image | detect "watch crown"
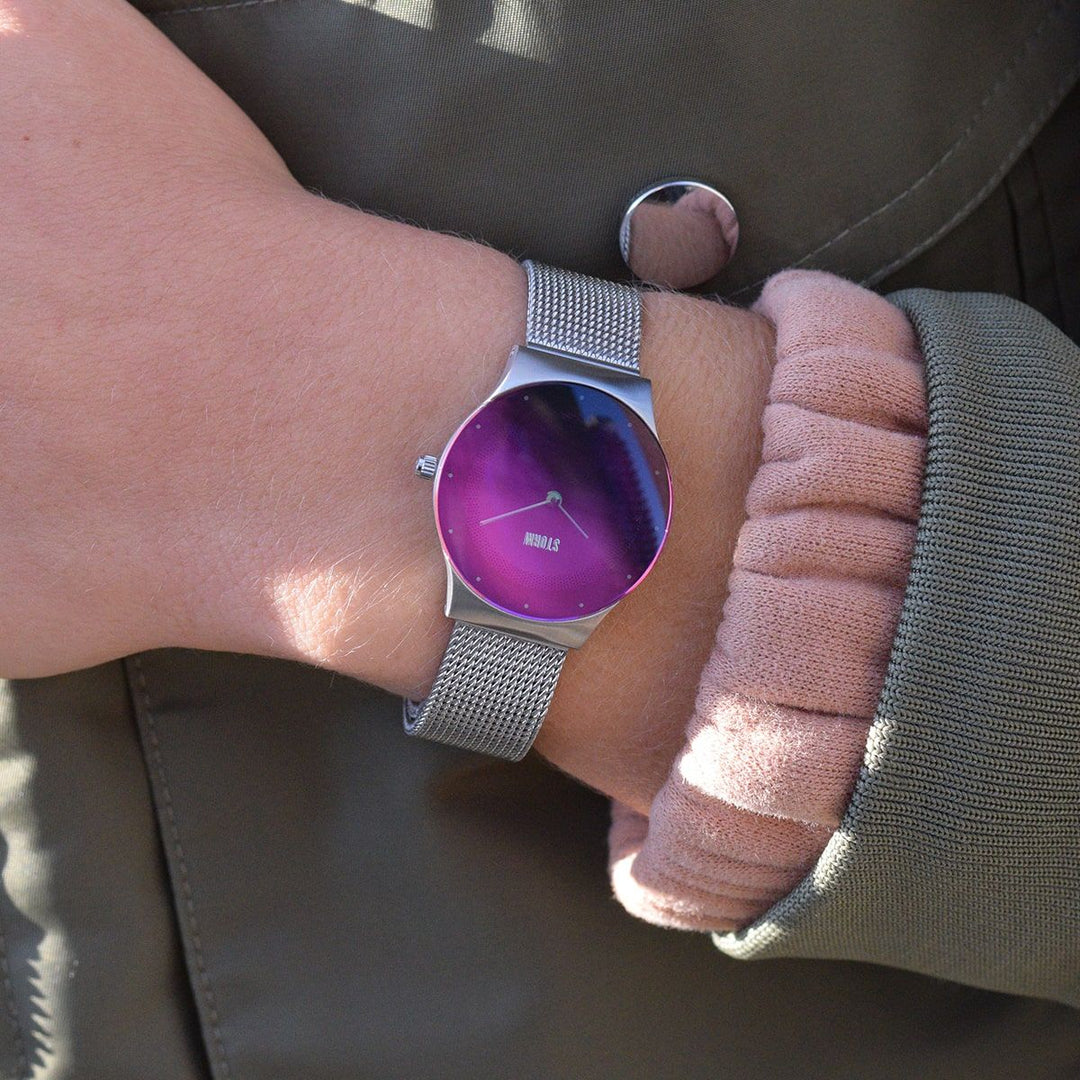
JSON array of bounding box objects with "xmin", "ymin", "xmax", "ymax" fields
[{"xmin": 414, "ymin": 454, "xmax": 439, "ymax": 480}]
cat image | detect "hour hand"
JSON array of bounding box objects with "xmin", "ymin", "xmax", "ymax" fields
[{"xmin": 558, "ymin": 502, "xmax": 589, "ymax": 540}]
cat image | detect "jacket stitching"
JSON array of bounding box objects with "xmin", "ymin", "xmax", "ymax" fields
[
  {"xmin": 131, "ymin": 655, "xmax": 233, "ymax": 1080},
  {"xmin": 865, "ymin": 56, "xmax": 1080, "ymax": 287},
  {"xmin": 149, "ymin": 0, "xmax": 1075, "ymax": 299},
  {"xmin": 720, "ymin": 0, "xmax": 1076, "ymax": 298},
  {"xmin": 154, "ymin": 0, "xmax": 292, "ymax": 17}
]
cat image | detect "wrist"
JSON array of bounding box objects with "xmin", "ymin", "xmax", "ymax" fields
[
  {"xmin": 533, "ymin": 290, "xmax": 775, "ymax": 811},
  {"xmin": 175, "ymin": 191, "xmax": 528, "ymax": 678},
  {"xmin": 183, "ymin": 195, "xmax": 774, "ymax": 815}
]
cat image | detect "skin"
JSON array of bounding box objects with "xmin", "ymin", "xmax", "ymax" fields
[{"xmin": 0, "ymin": 0, "xmax": 775, "ymax": 815}]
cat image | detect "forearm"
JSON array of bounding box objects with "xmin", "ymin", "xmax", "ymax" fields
[
  {"xmin": 162, "ymin": 195, "xmax": 534, "ymax": 687},
  {"xmin": 1, "ymin": 0, "xmax": 775, "ymax": 814}
]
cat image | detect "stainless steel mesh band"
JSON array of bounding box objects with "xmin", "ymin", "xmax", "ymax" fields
[
  {"xmin": 403, "ymin": 623, "xmax": 567, "ymax": 761},
  {"xmin": 404, "ymin": 263, "xmax": 641, "ymax": 759},
  {"xmin": 523, "ymin": 260, "xmax": 641, "ymax": 373}
]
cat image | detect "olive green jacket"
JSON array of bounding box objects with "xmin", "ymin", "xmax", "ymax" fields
[{"xmin": 2, "ymin": 2, "xmax": 1079, "ymax": 1077}]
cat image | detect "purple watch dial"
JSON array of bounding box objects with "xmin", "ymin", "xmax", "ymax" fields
[{"xmin": 435, "ymin": 381, "xmax": 671, "ymax": 622}]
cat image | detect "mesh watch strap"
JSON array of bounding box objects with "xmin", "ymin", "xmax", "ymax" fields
[
  {"xmin": 524, "ymin": 260, "xmax": 641, "ymax": 373},
  {"xmin": 404, "ymin": 623, "xmax": 567, "ymax": 761},
  {"xmin": 404, "ymin": 262, "xmax": 641, "ymax": 760}
]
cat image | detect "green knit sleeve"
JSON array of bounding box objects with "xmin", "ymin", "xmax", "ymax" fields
[{"xmin": 712, "ymin": 290, "xmax": 1080, "ymax": 1008}]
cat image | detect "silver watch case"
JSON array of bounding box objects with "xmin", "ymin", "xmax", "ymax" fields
[{"xmin": 433, "ymin": 344, "xmax": 661, "ymax": 651}]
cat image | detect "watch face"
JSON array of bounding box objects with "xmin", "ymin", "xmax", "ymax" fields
[{"xmin": 435, "ymin": 381, "xmax": 671, "ymax": 622}]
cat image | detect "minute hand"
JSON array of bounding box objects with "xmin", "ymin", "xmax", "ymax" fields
[{"xmin": 478, "ymin": 499, "xmax": 551, "ymax": 526}]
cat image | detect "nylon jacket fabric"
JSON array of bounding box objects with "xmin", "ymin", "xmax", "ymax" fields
[{"xmin": 138, "ymin": 0, "xmax": 1080, "ymax": 298}]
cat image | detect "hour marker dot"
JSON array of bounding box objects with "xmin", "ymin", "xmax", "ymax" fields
[
  {"xmin": 578, "ymin": 602, "xmax": 585, "ymax": 608},
  {"xmin": 523, "ymin": 603, "xmax": 529, "ymax": 610},
  {"xmin": 474, "ymin": 423, "xmax": 481, "ymax": 429},
  {"xmin": 626, "ymin": 574, "xmax": 633, "ymax": 580},
  {"xmin": 447, "ymin": 528, "xmax": 453, "ymax": 534},
  {"xmin": 523, "ymin": 394, "xmax": 529, "ymax": 401},
  {"xmin": 447, "ymin": 472, "xmax": 453, "ymax": 479},
  {"xmin": 475, "ymin": 576, "xmax": 481, "ymax": 582}
]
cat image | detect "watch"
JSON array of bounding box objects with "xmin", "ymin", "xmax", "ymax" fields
[{"xmin": 403, "ymin": 261, "xmax": 672, "ymax": 761}]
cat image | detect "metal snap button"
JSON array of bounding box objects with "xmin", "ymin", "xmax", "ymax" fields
[{"xmin": 620, "ymin": 180, "xmax": 739, "ymax": 290}]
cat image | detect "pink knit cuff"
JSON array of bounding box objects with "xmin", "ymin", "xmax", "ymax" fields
[{"xmin": 609, "ymin": 270, "xmax": 928, "ymax": 931}]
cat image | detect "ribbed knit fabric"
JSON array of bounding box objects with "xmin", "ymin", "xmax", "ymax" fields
[
  {"xmin": 712, "ymin": 290, "xmax": 1080, "ymax": 1006},
  {"xmin": 610, "ymin": 270, "xmax": 927, "ymax": 931}
]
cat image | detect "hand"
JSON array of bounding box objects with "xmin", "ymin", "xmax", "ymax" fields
[
  {"xmin": 0, "ymin": 0, "xmax": 300, "ymax": 674},
  {"xmin": 1, "ymin": 0, "xmax": 520, "ymax": 678}
]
